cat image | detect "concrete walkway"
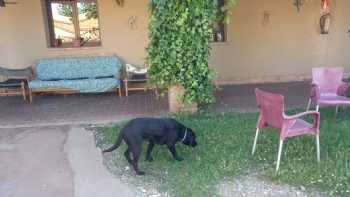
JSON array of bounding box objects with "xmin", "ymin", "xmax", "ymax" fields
[{"xmin": 0, "ymin": 126, "xmax": 136, "ymax": 197}]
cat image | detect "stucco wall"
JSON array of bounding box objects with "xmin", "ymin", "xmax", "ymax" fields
[
  {"xmin": 0, "ymin": 8, "xmax": 10, "ymax": 66},
  {"xmin": 0, "ymin": 0, "xmax": 350, "ymax": 84},
  {"xmin": 0, "ymin": 0, "xmax": 148, "ymax": 67},
  {"xmin": 211, "ymin": 0, "xmax": 350, "ymax": 83}
]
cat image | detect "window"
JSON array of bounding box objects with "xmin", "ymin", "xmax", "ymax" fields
[
  {"xmin": 44, "ymin": 0, "xmax": 101, "ymax": 48},
  {"xmin": 209, "ymin": 0, "xmax": 226, "ymax": 42}
]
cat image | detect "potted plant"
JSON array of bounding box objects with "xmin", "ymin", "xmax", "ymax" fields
[
  {"xmin": 73, "ymin": 37, "xmax": 83, "ymax": 47},
  {"xmin": 147, "ymin": 0, "xmax": 235, "ymax": 113},
  {"xmin": 52, "ymin": 37, "xmax": 63, "ymax": 47}
]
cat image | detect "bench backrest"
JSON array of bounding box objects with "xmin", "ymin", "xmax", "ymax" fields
[{"xmin": 36, "ymin": 56, "xmax": 122, "ymax": 80}]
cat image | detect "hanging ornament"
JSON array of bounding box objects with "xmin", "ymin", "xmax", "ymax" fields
[
  {"xmin": 115, "ymin": 0, "xmax": 124, "ymax": 7},
  {"xmin": 293, "ymin": 0, "xmax": 303, "ymax": 12},
  {"xmin": 0, "ymin": 0, "xmax": 19, "ymax": 7},
  {"xmin": 293, "ymin": 0, "xmax": 318, "ymax": 12},
  {"xmin": 320, "ymin": 0, "xmax": 330, "ymax": 34},
  {"xmin": 321, "ymin": 0, "xmax": 329, "ymax": 13}
]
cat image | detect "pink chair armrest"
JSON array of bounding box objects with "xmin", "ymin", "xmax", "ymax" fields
[
  {"xmin": 337, "ymin": 82, "xmax": 350, "ymax": 96},
  {"xmin": 283, "ymin": 111, "xmax": 320, "ymax": 131},
  {"xmin": 310, "ymin": 83, "xmax": 320, "ymax": 101},
  {"xmin": 283, "ymin": 111, "xmax": 320, "ymax": 120}
]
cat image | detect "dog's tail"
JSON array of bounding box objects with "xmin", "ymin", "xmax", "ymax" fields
[{"xmin": 102, "ymin": 131, "xmax": 123, "ymax": 153}]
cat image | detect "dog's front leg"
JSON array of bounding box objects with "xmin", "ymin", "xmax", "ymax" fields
[
  {"xmin": 131, "ymin": 146, "xmax": 145, "ymax": 175},
  {"xmin": 145, "ymin": 141, "xmax": 155, "ymax": 162},
  {"xmin": 167, "ymin": 144, "xmax": 184, "ymax": 161}
]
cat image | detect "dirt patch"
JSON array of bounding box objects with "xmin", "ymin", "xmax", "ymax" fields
[{"xmin": 218, "ymin": 172, "xmax": 324, "ymax": 197}]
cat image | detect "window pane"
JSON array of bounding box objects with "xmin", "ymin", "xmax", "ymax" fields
[
  {"xmin": 51, "ymin": 2, "xmax": 76, "ymax": 46},
  {"xmin": 209, "ymin": 0, "xmax": 226, "ymax": 42},
  {"xmin": 77, "ymin": 0, "xmax": 101, "ymax": 46}
]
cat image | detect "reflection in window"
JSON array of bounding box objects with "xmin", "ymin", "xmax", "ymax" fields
[
  {"xmin": 78, "ymin": 1, "xmax": 100, "ymax": 45},
  {"xmin": 210, "ymin": 0, "xmax": 226, "ymax": 43},
  {"xmin": 46, "ymin": 0, "xmax": 101, "ymax": 48}
]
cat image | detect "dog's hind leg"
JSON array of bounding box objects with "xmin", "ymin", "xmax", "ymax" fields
[
  {"xmin": 145, "ymin": 141, "xmax": 155, "ymax": 162},
  {"xmin": 131, "ymin": 146, "xmax": 145, "ymax": 175},
  {"xmin": 124, "ymin": 148, "xmax": 133, "ymax": 165}
]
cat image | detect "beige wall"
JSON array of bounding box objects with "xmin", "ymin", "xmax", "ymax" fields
[
  {"xmin": 0, "ymin": 7, "xmax": 10, "ymax": 66},
  {"xmin": 211, "ymin": 0, "xmax": 350, "ymax": 83},
  {"xmin": 1, "ymin": 0, "xmax": 350, "ymax": 84},
  {"xmin": 0, "ymin": 0, "xmax": 148, "ymax": 67}
]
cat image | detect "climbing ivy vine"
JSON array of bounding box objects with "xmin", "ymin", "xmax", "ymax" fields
[{"xmin": 147, "ymin": 0, "xmax": 235, "ymax": 106}]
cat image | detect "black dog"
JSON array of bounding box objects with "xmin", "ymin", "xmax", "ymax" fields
[{"xmin": 102, "ymin": 117, "xmax": 197, "ymax": 175}]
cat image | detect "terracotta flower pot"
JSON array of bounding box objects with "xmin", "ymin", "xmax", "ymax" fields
[
  {"xmin": 168, "ymin": 84, "xmax": 197, "ymax": 113},
  {"xmin": 73, "ymin": 39, "xmax": 81, "ymax": 47},
  {"xmin": 53, "ymin": 38, "xmax": 62, "ymax": 47}
]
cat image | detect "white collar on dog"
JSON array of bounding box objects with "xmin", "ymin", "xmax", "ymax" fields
[{"xmin": 182, "ymin": 128, "xmax": 188, "ymax": 142}]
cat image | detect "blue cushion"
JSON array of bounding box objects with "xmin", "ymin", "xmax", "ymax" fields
[
  {"xmin": 36, "ymin": 56, "xmax": 122, "ymax": 80},
  {"xmin": 29, "ymin": 78, "xmax": 120, "ymax": 93}
]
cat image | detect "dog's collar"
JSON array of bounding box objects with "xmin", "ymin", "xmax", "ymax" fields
[{"xmin": 181, "ymin": 128, "xmax": 188, "ymax": 142}]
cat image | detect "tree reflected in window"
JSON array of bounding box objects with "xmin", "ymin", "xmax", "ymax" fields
[{"xmin": 46, "ymin": 0, "xmax": 101, "ymax": 48}]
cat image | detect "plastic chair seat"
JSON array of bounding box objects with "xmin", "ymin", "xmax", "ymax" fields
[
  {"xmin": 285, "ymin": 119, "xmax": 315, "ymax": 138},
  {"xmin": 318, "ymin": 94, "xmax": 350, "ymax": 105}
]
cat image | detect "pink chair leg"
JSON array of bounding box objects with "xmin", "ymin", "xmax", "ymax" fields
[
  {"xmin": 335, "ymin": 105, "xmax": 339, "ymax": 116},
  {"xmin": 276, "ymin": 140, "xmax": 284, "ymax": 174},
  {"xmin": 252, "ymin": 128, "xmax": 260, "ymax": 155},
  {"xmin": 306, "ymin": 98, "xmax": 312, "ymax": 111},
  {"xmin": 316, "ymin": 134, "xmax": 320, "ymax": 162}
]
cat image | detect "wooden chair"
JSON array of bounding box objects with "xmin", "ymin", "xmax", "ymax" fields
[
  {"xmin": 123, "ymin": 64, "xmax": 150, "ymax": 96},
  {"xmin": 0, "ymin": 67, "xmax": 33, "ymax": 101}
]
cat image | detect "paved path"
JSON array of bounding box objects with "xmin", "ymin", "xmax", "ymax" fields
[
  {"xmin": 0, "ymin": 126, "xmax": 136, "ymax": 197},
  {"xmin": 0, "ymin": 82, "xmax": 310, "ymax": 128},
  {"xmin": 0, "ymin": 92, "xmax": 168, "ymax": 128}
]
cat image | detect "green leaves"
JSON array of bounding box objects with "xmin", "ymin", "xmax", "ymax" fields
[{"xmin": 147, "ymin": 0, "xmax": 223, "ymax": 105}]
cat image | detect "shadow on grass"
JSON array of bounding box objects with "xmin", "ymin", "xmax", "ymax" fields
[{"xmin": 97, "ymin": 107, "xmax": 350, "ymax": 197}]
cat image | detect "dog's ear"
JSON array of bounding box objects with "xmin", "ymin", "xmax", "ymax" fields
[{"xmin": 188, "ymin": 128, "xmax": 195, "ymax": 136}]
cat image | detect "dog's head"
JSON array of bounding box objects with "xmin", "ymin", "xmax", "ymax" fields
[{"xmin": 182, "ymin": 128, "xmax": 197, "ymax": 147}]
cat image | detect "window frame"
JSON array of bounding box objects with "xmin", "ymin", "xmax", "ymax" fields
[
  {"xmin": 44, "ymin": 0, "xmax": 102, "ymax": 48},
  {"xmin": 210, "ymin": 0, "xmax": 227, "ymax": 43}
]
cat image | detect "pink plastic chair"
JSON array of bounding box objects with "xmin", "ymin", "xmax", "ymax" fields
[
  {"xmin": 253, "ymin": 88, "xmax": 320, "ymax": 173},
  {"xmin": 307, "ymin": 67, "xmax": 350, "ymax": 114}
]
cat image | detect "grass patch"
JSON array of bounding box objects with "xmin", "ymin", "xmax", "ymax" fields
[{"xmin": 97, "ymin": 108, "xmax": 350, "ymax": 197}]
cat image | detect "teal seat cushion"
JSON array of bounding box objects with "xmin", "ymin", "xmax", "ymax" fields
[
  {"xmin": 29, "ymin": 78, "xmax": 120, "ymax": 93},
  {"xmin": 37, "ymin": 56, "xmax": 122, "ymax": 80}
]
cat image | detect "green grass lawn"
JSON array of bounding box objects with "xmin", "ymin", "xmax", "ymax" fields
[{"xmin": 98, "ymin": 108, "xmax": 350, "ymax": 197}]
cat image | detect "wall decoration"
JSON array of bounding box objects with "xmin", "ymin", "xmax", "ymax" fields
[
  {"xmin": 115, "ymin": 0, "xmax": 124, "ymax": 7},
  {"xmin": 262, "ymin": 11, "xmax": 270, "ymax": 27},
  {"xmin": 128, "ymin": 16, "xmax": 137, "ymax": 30},
  {"xmin": 320, "ymin": 0, "xmax": 330, "ymax": 34},
  {"xmin": 0, "ymin": 0, "xmax": 19, "ymax": 7},
  {"xmin": 293, "ymin": 0, "xmax": 318, "ymax": 12},
  {"xmin": 292, "ymin": 0, "xmax": 331, "ymax": 34},
  {"xmin": 293, "ymin": 0, "xmax": 303, "ymax": 12}
]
